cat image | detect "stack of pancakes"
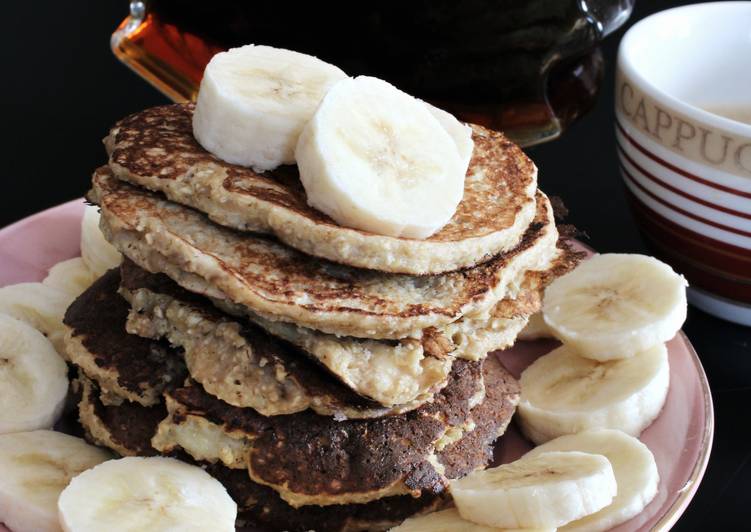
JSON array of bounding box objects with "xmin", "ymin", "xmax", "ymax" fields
[{"xmin": 63, "ymin": 103, "xmax": 579, "ymax": 531}]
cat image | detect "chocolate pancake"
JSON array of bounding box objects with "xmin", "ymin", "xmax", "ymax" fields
[
  {"xmin": 63, "ymin": 269, "xmax": 187, "ymax": 406},
  {"xmin": 105, "ymin": 103, "xmax": 538, "ymax": 275},
  {"xmin": 436, "ymin": 353, "xmax": 522, "ymax": 479},
  {"xmin": 76, "ymin": 381, "xmax": 445, "ymax": 532},
  {"xmin": 75, "ymin": 372, "xmax": 165, "ymax": 457},
  {"xmin": 211, "ymin": 465, "xmax": 446, "ymax": 532},
  {"xmin": 76, "ymin": 363, "xmax": 517, "ymax": 531},
  {"xmin": 151, "ymin": 356, "xmax": 519, "ymax": 508}
]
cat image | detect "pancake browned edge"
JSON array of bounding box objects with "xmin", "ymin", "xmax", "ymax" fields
[
  {"xmin": 89, "ymin": 167, "xmax": 558, "ymax": 340},
  {"xmin": 68, "ymin": 274, "xmax": 519, "ymax": 506},
  {"xmin": 62, "ymin": 268, "xmax": 188, "ymax": 406},
  {"xmin": 105, "ymin": 103, "xmax": 538, "ymax": 275},
  {"xmin": 150, "ymin": 358, "xmax": 482, "ymax": 507},
  {"xmin": 76, "ymin": 353, "xmax": 517, "ymax": 531},
  {"xmin": 76, "ymin": 373, "xmax": 446, "ymax": 532},
  {"xmin": 118, "ymin": 259, "xmax": 445, "ymax": 419}
]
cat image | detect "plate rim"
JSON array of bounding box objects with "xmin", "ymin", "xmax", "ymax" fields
[
  {"xmin": 0, "ymin": 198, "xmax": 86, "ymax": 237},
  {"xmin": 651, "ymin": 331, "xmax": 714, "ymax": 531},
  {"xmin": 572, "ymin": 241, "xmax": 715, "ymax": 531},
  {"xmin": 0, "ymin": 199, "xmax": 716, "ymax": 532}
]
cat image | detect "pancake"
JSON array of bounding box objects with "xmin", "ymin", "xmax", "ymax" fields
[
  {"xmin": 105, "ymin": 103, "xmax": 538, "ymax": 275},
  {"xmin": 117, "ymin": 243, "xmax": 580, "ymax": 411},
  {"xmin": 150, "ymin": 356, "xmax": 519, "ymax": 508},
  {"xmin": 149, "ymin": 360, "xmax": 481, "ymax": 505},
  {"xmin": 75, "ymin": 372, "xmax": 166, "ymax": 457},
  {"xmin": 89, "ymin": 167, "xmax": 558, "ymax": 339},
  {"xmin": 216, "ymin": 465, "xmax": 446, "ymax": 532},
  {"xmin": 119, "ymin": 261, "xmax": 447, "ymax": 418},
  {"xmin": 62, "ymin": 269, "xmax": 187, "ymax": 406},
  {"xmin": 79, "ymin": 357, "xmax": 519, "ymax": 508},
  {"xmin": 75, "ymin": 376, "xmax": 446, "ymax": 532},
  {"xmin": 119, "ymin": 259, "xmax": 552, "ymax": 410},
  {"xmin": 70, "ymin": 265, "xmax": 426, "ymax": 419}
]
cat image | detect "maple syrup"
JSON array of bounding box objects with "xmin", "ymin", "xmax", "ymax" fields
[{"xmin": 112, "ymin": 0, "xmax": 629, "ymax": 146}]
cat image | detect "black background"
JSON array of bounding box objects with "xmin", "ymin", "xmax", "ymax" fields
[{"xmin": 1, "ymin": 1, "xmax": 749, "ymax": 529}]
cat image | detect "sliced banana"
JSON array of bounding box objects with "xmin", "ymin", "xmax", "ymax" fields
[
  {"xmin": 58, "ymin": 456, "xmax": 237, "ymax": 532},
  {"xmin": 425, "ymin": 103, "xmax": 475, "ymax": 174},
  {"xmin": 524, "ymin": 429, "xmax": 660, "ymax": 532},
  {"xmin": 0, "ymin": 282, "xmax": 72, "ymax": 355},
  {"xmin": 296, "ymin": 75, "xmax": 466, "ymax": 239},
  {"xmin": 81, "ymin": 205, "xmax": 121, "ymax": 277},
  {"xmin": 192, "ymin": 44, "xmax": 347, "ymax": 171},
  {"xmin": 543, "ymin": 254, "xmax": 687, "ymax": 360},
  {"xmin": 0, "ymin": 314, "xmax": 68, "ymax": 434},
  {"xmin": 451, "ymin": 451, "xmax": 616, "ymax": 529},
  {"xmin": 43, "ymin": 257, "xmax": 96, "ymax": 298},
  {"xmin": 392, "ymin": 508, "xmax": 554, "ymax": 531},
  {"xmin": 0, "ymin": 430, "xmax": 111, "ymax": 532},
  {"xmin": 517, "ymin": 312, "xmax": 553, "ymax": 341},
  {"xmin": 518, "ymin": 343, "xmax": 669, "ymax": 444}
]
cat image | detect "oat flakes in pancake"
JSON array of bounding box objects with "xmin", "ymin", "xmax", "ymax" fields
[
  {"xmin": 119, "ymin": 260, "xmax": 448, "ymax": 417},
  {"xmin": 75, "ymin": 380, "xmax": 446, "ymax": 532},
  {"xmin": 62, "ymin": 269, "xmax": 187, "ymax": 406},
  {"xmin": 70, "ymin": 262, "xmax": 422, "ymax": 419},
  {"xmin": 118, "ymin": 248, "xmax": 574, "ymax": 409},
  {"xmin": 90, "ymin": 167, "xmax": 558, "ymax": 339},
  {"xmin": 105, "ymin": 103, "xmax": 538, "ymax": 275},
  {"xmin": 151, "ymin": 356, "xmax": 520, "ymax": 508},
  {"xmin": 442, "ymin": 239, "xmax": 583, "ymax": 360}
]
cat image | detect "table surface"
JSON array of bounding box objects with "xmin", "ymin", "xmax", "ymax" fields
[{"xmin": 1, "ymin": 1, "xmax": 748, "ymax": 530}]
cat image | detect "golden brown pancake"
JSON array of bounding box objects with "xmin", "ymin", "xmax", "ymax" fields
[
  {"xmin": 89, "ymin": 168, "xmax": 558, "ymax": 339},
  {"xmin": 105, "ymin": 103, "xmax": 538, "ymax": 275},
  {"xmin": 118, "ymin": 260, "xmax": 446, "ymax": 418}
]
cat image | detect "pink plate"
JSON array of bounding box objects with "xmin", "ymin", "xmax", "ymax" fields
[{"xmin": 0, "ymin": 200, "xmax": 714, "ymax": 532}]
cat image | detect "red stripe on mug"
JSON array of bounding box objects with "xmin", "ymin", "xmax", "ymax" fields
[
  {"xmin": 620, "ymin": 164, "xmax": 751, "ymax": 238},
  {"xmin": 616, "ymin": 119, "xmax": 751, "ymax": 199},
  {"xmin": 634, "ymin": 232, "xmax": 751, "ymax": 302},
  {"xmin": 616, "ymin": 141, "xmax": 751, "ymax": 219},
  {"xmin": 625, "ymin": 189, "xmax": 751, "ymax": 287}
]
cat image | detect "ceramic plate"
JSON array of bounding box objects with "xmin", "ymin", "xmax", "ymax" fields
[{"xmin": 0, "ymin": 200, "xmax": 714, "ymax": 532}]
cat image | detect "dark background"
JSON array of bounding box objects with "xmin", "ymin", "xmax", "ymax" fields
[{"xmin": 1, "ymin": 1, "xmax": 748, "ymax": 529}]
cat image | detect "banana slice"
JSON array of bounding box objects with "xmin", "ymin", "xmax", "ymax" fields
[
  {"xmin": 451, "ymin": 451, "xmax": 616, "ymax": 529},
  {"xmin": 517, "ymin": 312, "xmax": 553, "ymax": 341},
  {"xmin": 0, "ymin": 314, "xmax": 68, "ymax": 434},
  {"xmin": 543, "ymin": 254, "xmax": 687, "ymax": 360},
  {"xmin": 524, "ymin": 429, "xmax": 659, "ymax": 532},
  {"xmin": 0, "ymin": 282, "xmax": 72, "ymax": 355},
  {"xmin": 58, "ymin": 456, "xmax": 237, "ymax": 532},
  {"xmin": 81, "ymin": 205, "xmax": 121, "ymax": 277},
  {"xmin": 425, "ymin": 104, "xmax": 475, "ymax": 173},
  {"xmin": 296, "ymin": 76, "xmax": 466, "ymax": 239},
  {"xmin": 0, "ymin": 430, "xmax": 111, "ymax": 532},
  {"xmin": 192, "ymin": 44, "xmax": 347, "ymax": 171},
  {"xmin": 392, "ymin": 508, "xmax": 554, "ymax": 531},
  {"xmin": 517, "ymin": 343, "xmax": 669, "ymax": 444},
  {"xmin": 43, "ymin": 257, "xmax": 96, "ymax": 298}
]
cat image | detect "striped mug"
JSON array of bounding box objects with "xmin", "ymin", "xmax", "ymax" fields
[{"xmin": 615, "ymin": 2, "xmax": 751, "ymax": 326}]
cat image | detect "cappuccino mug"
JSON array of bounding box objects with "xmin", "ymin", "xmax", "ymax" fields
[{"xmin": 615, "ymin": 2, "xmax": 751, "ymax": 326}]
